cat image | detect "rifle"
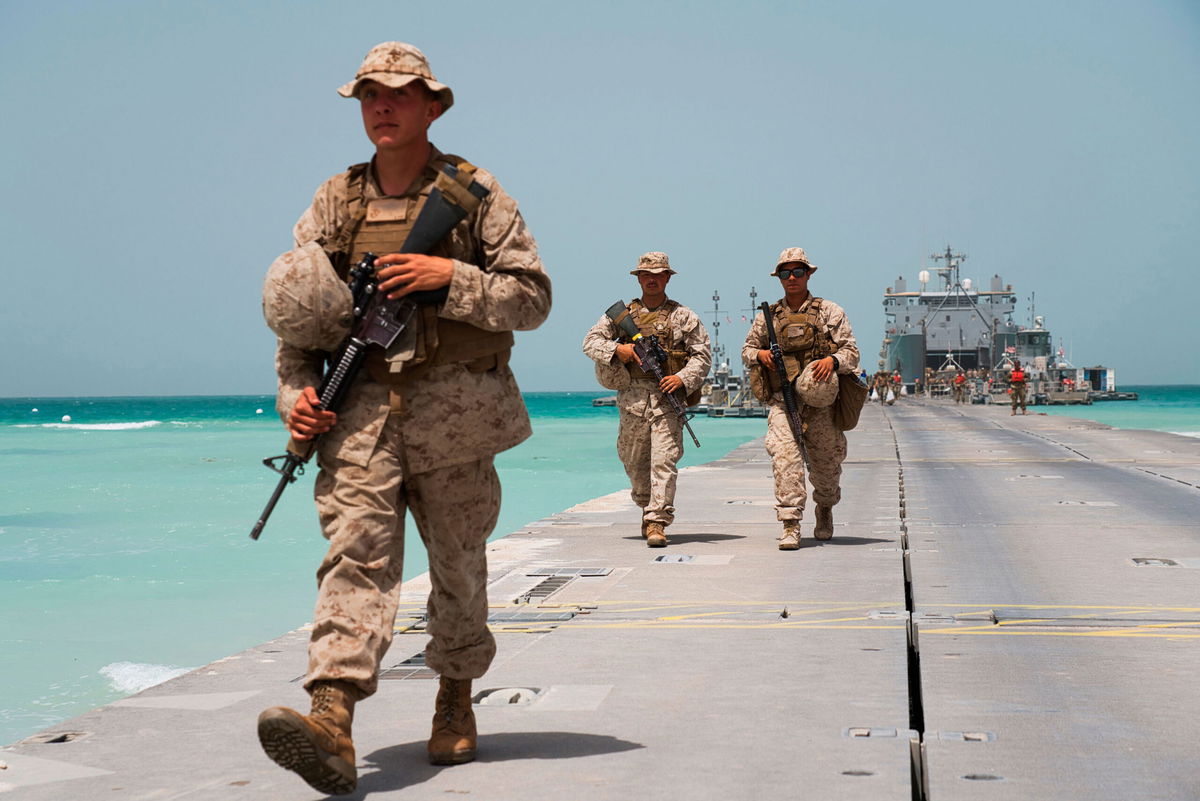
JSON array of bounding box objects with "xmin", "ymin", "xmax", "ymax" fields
[
  {"xmin": 603, "ymin": 300, "xmax": 701, "ymax": 448},
  {"xmin": 760, "ymin": 302, "xmax": 810, "ymax": 468},
  {"xmin": 250, "ymin": 163, "xmax": 489, "ymax": 540}
]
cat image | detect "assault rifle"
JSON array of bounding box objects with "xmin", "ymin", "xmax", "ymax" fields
[
  {"xmin": 604, "ymin": 300, "xmax": 701, "ymax": 448},
  {"xmin": 250, "ymin": 164, "xmax": 489, "ymax": 540},
  {"xmin": 760, "ymin": 302, "xmax": 810, "ymax": 468}
]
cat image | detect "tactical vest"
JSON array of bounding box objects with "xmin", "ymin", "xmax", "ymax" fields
[
  {"xmin": 331, "ymin": 155, "xmax": 512, "ymax": 386},
  {"xmin": 764, "ymin": 297, "xmax": 833, "ymax": 392},
  {"xmin": 617, "ymin": 299, "xmax": 691, "ymax": 381},
  {"xmin": 1010, "ymin": 370, "xmax": 1026, "ymax": 385}
]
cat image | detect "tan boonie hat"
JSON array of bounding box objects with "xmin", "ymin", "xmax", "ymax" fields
[
  {"xmin": 629, "ymin": 251, "xmax": 677, "ymax": 275},
  {"xmin": 772, "ymin": 246, "xmax": 818, "ymax": 275},
  {"xmin": 337, "ymin": 42, "xmax": 454, "ymax": 112}
]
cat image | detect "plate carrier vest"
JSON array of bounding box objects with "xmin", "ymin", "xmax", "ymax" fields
[
  {"xmin": 749, "ymin": 297, "xmax": 835, "ymax": 402},
  {"xmin": 325, "ymin": 155, "xmax": 512, "ymax": 387},
  {"xmin": 613, "ymin": 299, "xmax": 700, "ymax": 406}
]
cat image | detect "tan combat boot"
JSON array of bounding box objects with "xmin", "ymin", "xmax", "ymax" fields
[
  {"xmin": 778, "ymin": 520, "xmax": 801, "ymax": 550},
  {"xmin": 257, "ymin": 680, "xmax": 358, "ymax": 795},
  {"xmin": 813, "ymin": 505, "xmax": 834, "ymax": 541},
  {"xmin": 429, "ymin": 676, "xmax": 477, "ymax": 765},
  {"xmin": 645, "ymin": 521, "xmax": 668, "ymax": 548}
]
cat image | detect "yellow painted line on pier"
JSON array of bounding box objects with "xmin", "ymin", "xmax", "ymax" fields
[
  {"xmin": 573, "ymin": 621, "xmax": 906, "ymax": 631},
  {"xmin": 919, "ymin": 626, "xmax": 1200, "ymax": 641}
]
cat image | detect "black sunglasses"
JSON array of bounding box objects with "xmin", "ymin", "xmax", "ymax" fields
[{"xmin": 777, "ymin": 266, "xmax": 810, "ymax": 280}]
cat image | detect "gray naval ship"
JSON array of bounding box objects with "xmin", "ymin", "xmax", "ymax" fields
[{"xmin": 880, "ymin": 246, "xmax": 1135, "ymax": 404}]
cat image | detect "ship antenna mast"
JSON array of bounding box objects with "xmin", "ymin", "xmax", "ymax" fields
[
  {"xmin": 742, "ymin": 286, "xmax": 758, "ymax": 376},
  {"xmin": 931, "ymin": 244, "xmax": 967, "ymax": 289},
  {"xmin": 710, "ymin": 290, "xmax": 726, "ymax": 367}
]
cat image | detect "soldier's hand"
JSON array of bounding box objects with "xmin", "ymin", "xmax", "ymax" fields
[
  {"xmin": 287, "ymin": 386, "xmax": 337, "ymax": 441},
  {"xmin": 615, "ymin": 344, "xmax": 641, "ymax": 365},
  {"xmin": 811, "ymin": 356, "xmax": 836, "ymax": 382},
  {"xmin": 376, "ymin": 253, "xmax": 455, "ymax": 298},
  {"xmin": 757, "ymin": 349, "xmax": 775, "ymax": 370},
  {"xmin": 660, "ymin": 374, "xmax": 684, "ymax": 394}
]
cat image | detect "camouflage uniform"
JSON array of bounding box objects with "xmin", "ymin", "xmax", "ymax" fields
[
  {"xmin": 743, "ymin": 297, "xmax": 859, "ymax": 522},
  {"xmin": 275, "ymin": 149, "xmax": 551, "ymax": 696},
  {"xmin": 582, "ymin": 290, "xmax": 710, "ymax": 527}
]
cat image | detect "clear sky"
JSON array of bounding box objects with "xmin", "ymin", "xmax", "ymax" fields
[{"xmin": 2, "ymin": 0, "xmax": 1197, "ymax": 396}]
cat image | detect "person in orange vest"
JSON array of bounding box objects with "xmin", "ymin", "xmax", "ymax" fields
[
  {"xmin": 952, "ymin": 371, "xmax": 967, "ymax": 404},
  {"xmin": 1010, "ymin": 361, "xmax": 1028, "ymax": 415}
]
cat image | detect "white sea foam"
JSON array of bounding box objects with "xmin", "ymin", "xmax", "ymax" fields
[
  {"xmin": 23, "ymin": 421, "xmax": 163, "ymax": 431},
  {"xmin": 99, "ymin": 661, "xmax": 190, "ymax": 695},
  {"xmin": 1169, "ymin": 430, "xmax": 1200, "ymax": 439}
]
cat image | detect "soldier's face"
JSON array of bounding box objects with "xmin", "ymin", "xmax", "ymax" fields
[
  {"xmin": 358, "ymin": 80, "xmax": 442, "ymax": 151},
  {"xmin": 637, "ymin": 271, "xmax": 670, "ymax": 297},
  {"xmin": 778, "ymin": 263, "xmax": 811, "ymax": 294}
]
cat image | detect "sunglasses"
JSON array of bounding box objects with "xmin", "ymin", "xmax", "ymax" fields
[{"xmin": 777, "ymin": 266, "xmax": 810, "ymax": 280}]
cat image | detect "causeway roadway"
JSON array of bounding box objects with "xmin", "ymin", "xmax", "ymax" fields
[{"xmin": 3, "ymin": 399, "xmax": 1199, "ymax": 799}]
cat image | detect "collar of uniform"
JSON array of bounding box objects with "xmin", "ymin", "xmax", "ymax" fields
[
  {"xmin": 781, "ymin": 293, "xmax": 813, "ymax": 314},
  {"xmin": 635, "ymin": 296, "xmax": 673, "ymax": 314},
  {"xmin": 365, "ymin": 144, "xmax": 446, "ymax": 199}
]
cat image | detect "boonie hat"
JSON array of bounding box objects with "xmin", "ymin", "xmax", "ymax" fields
[
  {"xmin": 630, "ymin": 251, "xmax": 677, "ymax": 276},
  {"xmin": 337, "ymin": 42, "xmax": 454, "ymax": 112},
  {"xmin": 772, "ymin": 246, "xmax": 819, "ymax": 276},
  {"xmin": 793, "ymin": 361, "xmax": 839, "ymax": 407}
]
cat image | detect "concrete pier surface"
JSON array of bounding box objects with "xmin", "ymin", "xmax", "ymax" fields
[{"xmin": 4, "ymin": 400, "xmax": 1199, "ymax": 799}]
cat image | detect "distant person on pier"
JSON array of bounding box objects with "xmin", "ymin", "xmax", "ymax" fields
[
  {"xmin": 953, "ymin": 370, "xmax": 967, "ymax": 404},
  {"xmin": 255, "ymin": 42, "xmax": 551, "ymax": 794},
  {"xmin": 744, "ymin": 247, "xmax": 860, "ymax": 550},
  {"xmin": 582, "ymin": 252, "xmax": 711, "ymax": 547},
  {"xmin": 1010, "ymin": 361, "xmax": 1028, "ymax": 415}
]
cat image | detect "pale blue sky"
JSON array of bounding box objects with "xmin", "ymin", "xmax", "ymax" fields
[{"xmin": 2, "ymin": 0, "xmax": 1197, "ymax": 396}]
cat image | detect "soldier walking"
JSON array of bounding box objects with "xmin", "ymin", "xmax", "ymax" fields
[
  {"xmin": 744, "ymin": 248, "xmax": 859, "ymax": 550},
  {"xmin": 1010, "ymin": 360, "xmax": 1028, "ymax": 414},
  {"xmin": 582, "ymin": 253, "xmax": 711, "ymax": 547},
  {"xmin": 256, "ymin": 42, "xmax": 551, "ymax": 794}
]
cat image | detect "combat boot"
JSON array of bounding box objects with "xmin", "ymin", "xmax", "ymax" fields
[
  {"xmin": 814, "ymin": 505, "xmax": 834, "ymax": 540},
  {"xmin": 257, "ymin": 680, "xmax": 358, "ymax": 795},
  {"xmin": 429, "ymin": 676, "xmax": 477, "ymax": 765},
  {"xmin": 778, "ymin": 520, "xmax": 801, "ymax": 550},
  {"xmin": 645, "ymin": 521, "xmax": 668, "ymax": 548}
]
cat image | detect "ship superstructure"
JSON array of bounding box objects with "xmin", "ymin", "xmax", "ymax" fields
[
  {"xmin": 882, "ymin": 246, "xmax": 1021, "ymax": 382},
  {"xmin": 880, "ymin": 245, "xmax": 1131, "ymax": 403}
]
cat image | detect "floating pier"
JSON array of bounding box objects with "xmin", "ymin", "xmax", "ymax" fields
[{"xmin": 4, "ymin": 400, "xmax": 1198, "ymax": 799}]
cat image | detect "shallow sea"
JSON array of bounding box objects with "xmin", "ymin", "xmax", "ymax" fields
[
  {"xmin": 1, "ymin": 385, "xmax": 1194, "ymax": 745},
  {"xmin": 0, "ymin": 391, "xmax": 764, "ymax": 745}
]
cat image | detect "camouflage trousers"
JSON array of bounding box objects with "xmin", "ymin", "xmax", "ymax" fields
[
  {"xmin": 1011, "ymin": 384, "xmax": 1027, "ymax": 411},
  {"xmin": 617, "ymin": 407, "xmax": 683, "ymax": 526},
  {"xmin": 306, "ymin": 417, "xmax": 499, "ymax": 698},
  {"xmin": 764, "ymin": 401, "xmax": 847, "ymax": 521}
]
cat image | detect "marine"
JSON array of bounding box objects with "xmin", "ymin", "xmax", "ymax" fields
[
  {"xmin": 1010, "ymin": 360, "xmax": 1028, "ymax": 415},
  {"xmin": 256, "ymin": 42, "xmax": 551, "ymax": 794},
  {"xmin": 743, "ymin": 247, "xmax": 860, "ymax": 550},
  {"xmin": 582, "ymin": 252, "xmax": 711, "ymax": 547}
]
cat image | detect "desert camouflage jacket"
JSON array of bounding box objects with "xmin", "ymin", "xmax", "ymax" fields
[
  {"xmin": 741, "ymin": 295, "xmax": 860, "ymax": 402},
  {"xmin": 582, "ymin": 300, "xmax": 711, "ymax": 419},
  {"xmin": 274, "ymin": 147, "xmax": 551, "ymax": 473}
]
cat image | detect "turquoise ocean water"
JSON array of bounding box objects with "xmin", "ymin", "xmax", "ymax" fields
[
  {"xmin": 1, "ymin": 386, "xmax": 1195, "ymax": 745},
  {"xmin": 0, "ymin": 392, "xmax": 765, "ymax": 746}
]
